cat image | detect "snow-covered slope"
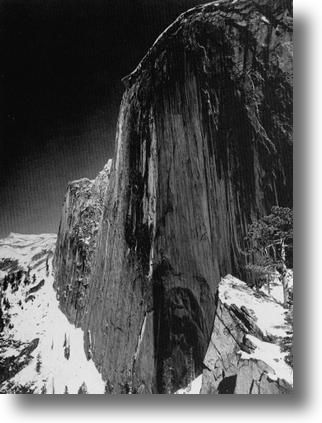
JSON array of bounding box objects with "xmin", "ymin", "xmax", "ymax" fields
[
  {"xmin": 0, "ymin": 233, "xmax": 293, "ymax": 394},
  {"xmin": 0, "ymin": 233, "xmax": 57, "ymax": 269},
  {"xmin": 0, "ymin": 233, "xmax": 105, "ymax": 394},
  {"xmin": 176, "ymin": 274, "xmax": 293, "ymax": 395},
  {"xmin": 175, "ymin": 375, "xmax": 203, "ymax": 395},
  {"xmin": 201, "ymin": 275, "xmax": 293, "ymax": 394}
]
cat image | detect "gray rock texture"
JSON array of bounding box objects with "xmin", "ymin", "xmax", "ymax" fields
[
  {"xmin": 54, "ymin": 161, "xmax": 112, "ymax": 324},
  {"xmin": 201, "ymin": 275, "xmax": 293, "ymax": 394},
  {"xmin": 54, "ymin": 0, "xmax": 293, "ymax": 393}
]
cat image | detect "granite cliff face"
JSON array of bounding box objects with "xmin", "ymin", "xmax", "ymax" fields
[
  {"xmin": 54, "ymin": 0, "xmax": 293, "ymax": 393},
  {"xmin": 54, "ymin": 160, "xmax": 112, "ymax": 324}
]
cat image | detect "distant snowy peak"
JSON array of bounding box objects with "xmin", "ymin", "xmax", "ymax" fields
[
  {"xmin": 0, "ymin": 232, "xmax": 104, "ymax": 394},
  {"xmin": 1, "ymin": 232, "xmax": 56, "ymax": 243},
  {"xmin": 0, "ymin": 233, "xmax": 57, "ymax": 270}
]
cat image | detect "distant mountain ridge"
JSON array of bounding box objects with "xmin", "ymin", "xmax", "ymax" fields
[{"xmin": 0, "ymin": 232, "xmax": 106, "ymax": 393}]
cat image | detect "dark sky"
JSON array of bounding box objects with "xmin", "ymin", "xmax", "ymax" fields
[{"xmin": 0, "ymin": 0, "xmax": 208, "ymax": 237}]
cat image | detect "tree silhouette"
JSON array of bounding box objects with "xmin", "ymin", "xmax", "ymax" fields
[
  {"xmin": 77, "ymin": 382, "xmax": 88, "ymax": 394},
  {"xmin": 245, "ymin": 206, "xmax": 293, "ymax": 307}
]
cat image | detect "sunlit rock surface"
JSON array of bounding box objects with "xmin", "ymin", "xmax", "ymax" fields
[
  {"xmin": 176, "ymin": 274, "xmax": 293, "ymax": 395},
  {"xmin": 54, "ymin": 0, "xmax": 293, "ymax": 393},
  {"xmin": 200, "ymin": 275, "xmax": 293, "ymax": 394}
]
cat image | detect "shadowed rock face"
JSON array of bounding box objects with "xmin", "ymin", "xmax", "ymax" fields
[
  {"xmin": 53, "ymin": 161, "xmax": 112, "ymax": 324},
  {"xmin": 54, "ymin": 0, "xmax": 292, "ymax": 393}
]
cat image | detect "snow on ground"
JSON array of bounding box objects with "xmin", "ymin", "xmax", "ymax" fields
[
  {"xmin": 259, "ymin": 269, "xmax": 293, "ymax": 304},
  {"xmin": 239, "ymin": 335, "xmax": 293, "ymax": 386},
  {"xmin": 175, "ymin": 375, "xmax": 203, "ymax": 394},
  {"xmin": 177, "ymin": 274, "xmax": 293, "ymax": 394},
  {"xmin": 220, "ymin": 275, "xmax": 293, "ymax": 387},
  {"xmin": 0, "ymin": 233, "xmax": 57, "ymax": 269},
  {"xmin": 0, "ymin": 233, "xmax": 105, "ymax": 394},
  {"xmin": 219, "ymin": 274, "xmax": 290, "ymax": 339}
]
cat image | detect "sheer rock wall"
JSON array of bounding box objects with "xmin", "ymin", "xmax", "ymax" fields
[
  {"xmin": 54, "ymin": 0, "xmax": 292, "ymax": 393},
  {"xmin": 54, "ymin": 161, "xmax": 112, "ymax": 324}
]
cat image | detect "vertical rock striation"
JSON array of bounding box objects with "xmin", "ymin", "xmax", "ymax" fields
[
  {"xmin": 54, "ymin": 0, "xmax": 292, "ymax": 393},
  {"xmin": 54, "ymin": 160, "xmax": 112, "ymax": 324}
]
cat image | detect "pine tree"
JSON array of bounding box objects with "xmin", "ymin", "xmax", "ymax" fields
[
  {"xmin": 46, "ymin": 256, "xmax": 49, "ymax": 275},
  {"xmin": 63, "ymin": 334, "xmax": 70, "ymax": 360},
  {"xmin": 77, "ymin": 382, "xmax": 88, "ymax": 394},
  {"xmin": 245, "ymin": 206, "xmax": 293, "ymax": 307},
  {"xmin": 3, "ymin": 275, "xmax": 8, "ymax": 291},
  {"xmin": 17, "ymin": 269, "xmax": 23, "ymax": 282},
  {"xmin": 36, "ymin": 353, "xmax": 42, "ymax": 373},
  {"xmin": 104, "ymin": 380, "xmax": 114, "ymax": 394}
]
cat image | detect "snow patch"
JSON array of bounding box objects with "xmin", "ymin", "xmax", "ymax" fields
[
  {"xmin": 175, "ymin": 375, "xmax": 203, "ymax": 394},
  {"xmin": 219, "ymin": 274, "xmax": 289, "ymax": 339},
  {"xmin": 0, "ymin": 233, "xmax": 105, "ymax": 394},
  {"xmin": 239, "ymin": 335, "xmax": 293, "ymax": 386}
]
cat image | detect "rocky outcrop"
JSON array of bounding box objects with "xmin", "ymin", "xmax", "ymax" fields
[
  {"xmin": 0, "ymin": 338, "xmax": 39, "ymax": 389},
  {"xmin": 200, "ymin": 275, "xmax": 293, "ymax": 394},
  {"xmin": 175, "ymin": 274, "xmax": 293, "ymax": 394},
  {"xmin": 54, "ymin": 0, "xmax": 293, "ymax": 393},
  {"xmin": 54, "ymin": 160, "xmax": 112, "ymax": 323}
]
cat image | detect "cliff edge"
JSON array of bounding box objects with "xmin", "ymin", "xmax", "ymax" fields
[{"xmin": 54, "ymin": 0, "xmax": 293, "ymax": 393}]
